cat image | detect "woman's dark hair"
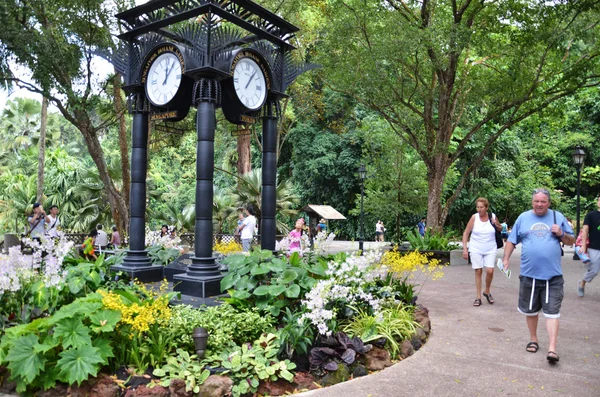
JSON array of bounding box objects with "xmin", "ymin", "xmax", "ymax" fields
[
  {"xmin": 112, "ymin": 226, "xmax": 118, "ymax": 232},
  {"xmin": 161, "ymin": 224, "xmax": 168, "ymax": 236},
  {"xmin": 246, "ymin": 205, "xmax": 255, "ymax": 215},
  {"xmin": 89, "ymin": 229, "xmax": 98, "ymax": 238}
]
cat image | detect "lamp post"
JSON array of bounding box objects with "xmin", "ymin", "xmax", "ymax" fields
[
  {"xmin": 358, "ymin": 164, "xmax": 367, "ymax": 255},
  {"xmin": 572, "ymin": 145, "xmax": 585, "ymax": 260}
]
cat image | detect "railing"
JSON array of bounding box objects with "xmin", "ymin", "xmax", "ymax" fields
[{"xmin": 63, "ymin": 233, "xmax": 285, "ymax": 248}]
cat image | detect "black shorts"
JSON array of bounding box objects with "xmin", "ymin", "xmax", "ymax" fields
[{"xmin": 518, "ymin": 275, "xmax": 564, "ymax": 318}]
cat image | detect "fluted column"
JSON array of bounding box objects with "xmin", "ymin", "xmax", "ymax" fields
[
  {"xmin": 261, "ymin": 100, "xmax": 279, "ymax": 251},
  {"xmin": 174, "ymin": 78, "xmax": 224, "ymax": 297},
  {"xmin": 111, "ymin": 91, "xmax": 163, "ymax": 281}
]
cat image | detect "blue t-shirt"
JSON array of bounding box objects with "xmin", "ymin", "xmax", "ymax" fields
[
  {"xmin": 417, "ymin": 222, "xmax": 425, "ymax": 236},
  {"xmin": 508, "ymin": 209, "xmax": 573, "ymax": 280}
]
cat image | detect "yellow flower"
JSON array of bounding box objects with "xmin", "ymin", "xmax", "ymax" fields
[
  {"xmin": 381, "ymin": 249, "xmax": 444, "ymax": 281},
  {"xmin": 213, "ymin": 241, "xmax": 242, "ymax": 255},
  {"xmin": 98, "ymin": 281, "xmax": 172, "ymax": 334}
]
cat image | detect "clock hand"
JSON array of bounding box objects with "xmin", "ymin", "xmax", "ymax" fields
[
  {"xmin": 163, "ymin": 64, "xmax": 173, "ymax": 85},
  {"xmin": 245, "ymin": 70, "xmax": 257, "ymax": 89}
]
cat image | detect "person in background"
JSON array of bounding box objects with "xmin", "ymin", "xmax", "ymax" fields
[
  {"xmin": 234, "ymin": 212, "xmax": 245, "ymax": 243},
  {"xmin": 462, "ymin": 197, "xmax": 501, "ymax": 307},
  {"xmin": 45, "ymin": 205, "xmax": 61, "ymax": 238},
  {"xmin": 82, "ymin": 229, "xmax": 98, "ymax": 260},
  {"xmin": 95, "ymin": 224, "xmax": 108, "ymax": 249},
  {"xmin": 417, "ymin": 218, "xmax": 426, "ymax": 237},
  {"xmin": 27, "ymin": 203, "xmax": 48, "ymax": 239},
  {"xmin": 288, "ymin": 218, "xmax": 306, "ymax": 255},
  {"xmin": 577, "ymin": 195, "xmax": 600, "ymax": 298},
  {"xmin": 317, "ymin": 218, "xmax": 327, "ymax": 233},
  {"xmin": 500, "ymin": 219, "xmax": 509, "ymax": 241},
  {"xmin": 375, "ymin": 221, "xmax": 383, "ymax": 241},
  {"xmin": 110, "ymin": 226, "xmax": 121, "ymax": 248},
  {"xmin": 160, "ymin": 224, "xmax": 169, "ymax": 238},
  {"xmin": 238, "ymin": 205, "xmax": 257, "ymax": 252},
  {"xmin": 502, "ymin": 188, "xmax": 574, "ymax": 363},
  {"xmin": 380, "ymin": 221, "xmax": 386, "ymax": 242}
]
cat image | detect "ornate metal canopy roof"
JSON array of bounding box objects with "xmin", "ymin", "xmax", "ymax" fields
[{"xmin": 116, "ymin": 0, "xmax": 298, "ymax": 50}]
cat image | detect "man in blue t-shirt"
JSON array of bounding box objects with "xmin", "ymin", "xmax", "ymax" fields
[
  {"xmin": 417, "ymin": 218, "xmax": 426, "ymax": 237},
  {"xmin": 502, "ymin": 188, "xmax": 574, "ymax": 364}
]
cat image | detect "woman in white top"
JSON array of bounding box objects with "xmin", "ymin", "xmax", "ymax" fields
[{"xmin": 462, "ymin": 197, "xmax": 502, "ymax": 307}]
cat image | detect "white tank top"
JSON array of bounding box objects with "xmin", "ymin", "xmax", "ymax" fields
[{"xmin": 468, "ymin": 213, "xmax": 497, "ymax": 254}]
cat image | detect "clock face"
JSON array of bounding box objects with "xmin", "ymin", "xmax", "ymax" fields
[
  {"xmin": 146, "ymin": 52, "xmax": 182, "ymax": 106},
  {"xmin": 233, "ymin": 58, "xmax": 267, "ymax": 110}
]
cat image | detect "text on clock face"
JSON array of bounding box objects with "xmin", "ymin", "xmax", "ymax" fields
[
  {"xmin": 233, "ymin": 59, "xmax": 266, "ymax": 109},
  {"xmin": 148, "ymin": 53, "xmax": 182, "ymax": 105}
]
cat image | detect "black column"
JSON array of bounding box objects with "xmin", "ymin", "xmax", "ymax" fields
[
  {"xmin": 174, "ymin": 78, "xmax": 224, "ymax": 298},
  {"xmin": 111, "ymin": 92, "xmax": 163, "ymax": 281},
  {"xmin": 261, "ymin": 101, "xmax": 278, "ymax": 251}
]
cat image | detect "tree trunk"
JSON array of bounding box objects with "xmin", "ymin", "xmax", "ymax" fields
[
  {"xmin": 237, "ymin": 134, "xmax": 251, "ymax": 175},
  {"xmin": 36, "ymin": 97, "xmax": 48, "ymax": 203},
  {"xmin": 112, "ymin": 70, "xmax": 130, "ymax": 238},
  {"xmin": 426, "ymin": 157, "xmax": 449, "ymax": 232},
  {"xmin": 74, "ymin": 110, "xmax": 129, "ymax": 235}
]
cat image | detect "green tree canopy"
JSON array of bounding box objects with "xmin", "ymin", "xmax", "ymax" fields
[{"xmin": 317, "ymin": 0, "xmax": 600, "ymax": 229}]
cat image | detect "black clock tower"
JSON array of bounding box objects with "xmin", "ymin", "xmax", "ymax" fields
[{"xmin": 110, "ymin": 0, "xmax": 315, "ymax": 297}]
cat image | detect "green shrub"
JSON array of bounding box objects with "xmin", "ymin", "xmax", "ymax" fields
[
  {"xmin": 405, "ymin": 230, "xmax": 460, "ymax": 251},
  {"xmin": 203, "ymin": 333, "xmax": 296, "ymax": 397},
  {"xmin": 220, "ymin": 249, "xmax": 327, "ymax": 317},
  {"xmin": 343, "ymin": 303, "xmax": 420, "ymax": 359},
  {"xmin": 0, "ymin": 293, "xmax": 119, "ymax": 394},
  {"xmin": 168, "ymin": 304, "xmax": 276, "ymax": 356}
]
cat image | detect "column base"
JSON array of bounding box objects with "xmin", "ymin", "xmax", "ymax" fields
[
  {"xmin": 110, "ymin": 264, "xmax": 164, "ymax": 283},
  {"xmin": 110, "ymin": 249, "xmax": 163, "ymax": 282},
  {"xmin": 173, "ymin": 272, "xmax": 225, "ymax": 298}
]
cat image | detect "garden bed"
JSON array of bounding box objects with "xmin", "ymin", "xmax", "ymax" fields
[{"xmin": 0, "ymin": 237, "xmax": 440, "ymax": 397}]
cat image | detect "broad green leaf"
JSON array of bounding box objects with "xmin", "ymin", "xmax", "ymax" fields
[
  {"xmin": 268, "ymin": 284, "xmax": 286, "ymax": 296},
  {"xmin": 231, "ymin": 290, "xmax": 251, "ymax": 300},
  {"xmin": 288, "ymin": 252, "xmax": 301, "ymax": 266},
  {"xmin": 280, "ymin": 368, "xmax": 294, "ymax": 382},
  {"xmin": 153, "ymin": 368, "xmax": 166, "ymax": 377},
  {"xmin": 40, "ymin": 366, "xmax": 60, "ymax": 390},
  {"xmin": 85, "ymin": 270, "xmax": 102, "ymax": 287},
  {"xmin": 91, "ymin": 338, "xmax": 114, "ymax": 363},
  {"xmin": 35, "ymin": 334, "xmax": 60, "ymax": 354},
  {"xmin": 266, "ymin": 259, "xmax": 287, "ymax": 272},
  {"xmin": 112, "ymin": 289, "xmax": 141, "ymax": 305},
  {"xmin": 250, "ymin": 264, "xmax": 271, "ymax": 275},
  {"xmin": 279, "ymin": 269, "xmax": 298, "ymax": 284},
  {"xmin": 253, "ymin": 285, "xmax": 270, "ymax": 296},
  {"xmin": 223, "ymin": 254, "xmax": 248, "ymax": 269},
  {"xmin": 89, "ymin": 310, "xmax": 121, "ymax": 333},
  {"xmin": 57, "ymin": 346, "xmax": 104, "ymax": 385},
  {"xmin": 67, "ymin": 276, "xmax": 85, "ymax": 295},
  {"xmin": 53, "ymin": 318, "xmax": 92, "ymax": 349},
  {"xmin": 284, "ymin": 284, "xmax": 301, "ymax": 298},
  {"xmin": 6, "ymin": 334, "xmax": 46, "ymax": 384},
  {"xmin": 236, "ymin": 275, "xmax": 258, "ymax": 291},
  {"xmin": 260, "ymin": 249, "xmax": 273, "ymax": 261},
  {"xmin": 49, "ymin": 300, "xmax": 103, "ymax": 326},
  {"xmin": 220, "ymin": 272, "xmax": 241, "ymax": 291},
  {"xmin": 29, "ymin": 280, "xmax": 49, "ymax": 310}
]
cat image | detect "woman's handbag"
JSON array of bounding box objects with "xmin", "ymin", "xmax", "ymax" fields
[{"xmin": 488, "ymin": 213, "xmax": 504, "ymax": 249}]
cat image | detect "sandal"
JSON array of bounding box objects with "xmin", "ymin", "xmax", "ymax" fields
[
  {"xmin": 473, "ymin": 298, "xmax": 482, "ymax": 306},
  {"xmin": 525, "ymin": 341, "xmax": 539, "ymax": 353},
  {"xmin": 546, "ymin": 351, "xmax": 560, "ymax": 363},
  {"xmin": 483, "ymin": 292, "xmax": 495, "ymax": 304}
]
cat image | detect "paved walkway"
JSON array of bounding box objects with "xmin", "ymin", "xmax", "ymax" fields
[{"xmin": 300, "ymin": 244, "xmax": 600, "ymax": 397}]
